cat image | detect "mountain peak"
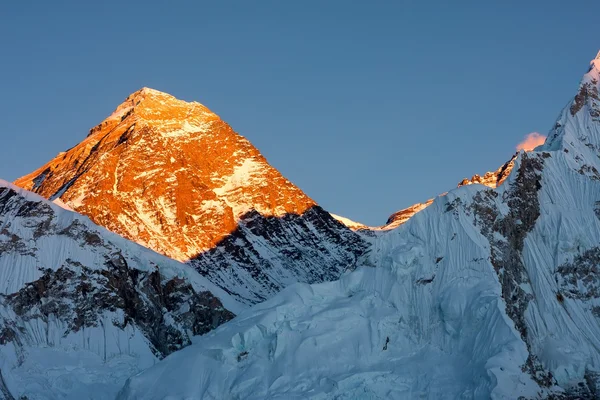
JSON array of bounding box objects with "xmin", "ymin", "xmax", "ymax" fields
[
  {"xmin": 114, "ymin": 86, "xmax": 177, "ymax": 108},
  {"xmin": 15, "ymin": 89, "xmax": 316, "ymax": 261},
  {"xmin": 586, "ymin": 53, "xmax": 600, "ymax": 79},
  {"xmin": 540, "ymin": 52, "xmax": 600, "ymax": 156},
  {"xmin": 136, "ymin": 86, "xmax": 169, "ymax": 95},
  {"xmin": 124, "ymin": 87, "xmax": 186, "ymax": 108},
  {"xmin": 94, "ymin": 87, "xmax": 218, "ymax": 139}
]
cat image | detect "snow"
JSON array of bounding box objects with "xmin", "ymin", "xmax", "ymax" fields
[
  {"xmin": 213, "ymin": 157, "xmax": 272, "ymax": 217},
  {"xmin": 332, "ymin": 200, "xmax": 434, "ymax": 232},
  {"xmin": 105, "ymin": 104, "xmax": 133, "ymax": 123},
  {"xmin": 1, "ymin": 315, "xmax": 156, "ymax": 400},
  {"xmin": 65, "ymin": 192, "xmax": 85, "ymax": 209},
  {"xmin": 120, "ymin": 182, "xmax": 544, "ymax": 398},
  {"xmin": 0, "ymin": 180, "xmax": 243, "ymax": 309},
  {"xmin": 329, "ymin": 213, "xmax": 368, "ymax": 230},
  {"xmin": 160, "ymin": 120, "xmax": 213, "ymax": 138},
  {"xmin": 51, "ymin": 198, "xmax": 73, "ymax": 211}
]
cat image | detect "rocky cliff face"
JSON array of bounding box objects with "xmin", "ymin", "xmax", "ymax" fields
[
  {"xmin": 14, "ymin": 88, "xmax": 369, "ymax": 304},
  {"xmin": 0, "ymin": 181, "xmax": 237, "ymax": 398}
]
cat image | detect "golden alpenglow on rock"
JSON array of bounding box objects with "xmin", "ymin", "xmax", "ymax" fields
[{"xmin": 16, "ymin": 88, "xmax": 316, "ymax": 261}]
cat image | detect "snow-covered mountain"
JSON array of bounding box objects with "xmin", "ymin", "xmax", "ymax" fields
[
  {"xmin": 335, "ymin": 155, "xmax": 517, "ymax": 232},
  {"xmin": 0, "ymin": 180, "xmax": 238, "ymax": 399},
  {"xmin": 14, "ymin": 88, "xmax": 369, "ymax": 305},
  {"xmin": 119, "ymin": 54, "xmax": 600, "ymax": 399}
]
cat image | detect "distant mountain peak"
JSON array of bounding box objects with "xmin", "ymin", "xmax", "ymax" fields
[{"xmin": 15, "ymin": 89, "xmax": 316, "ymax": 261}]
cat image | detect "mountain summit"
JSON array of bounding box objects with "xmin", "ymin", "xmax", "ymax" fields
[
  {"xmin": 15, "ymin": 88, "xmax": 315, "ymax": 261},
  {"xmin": 15, "ymin": 89, "xmax": 368, "ymax": 304}
]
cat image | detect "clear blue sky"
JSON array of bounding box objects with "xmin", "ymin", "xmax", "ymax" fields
[{"xmin": 1, "ymin": 1, "xmax": 599, "ymax": 225}]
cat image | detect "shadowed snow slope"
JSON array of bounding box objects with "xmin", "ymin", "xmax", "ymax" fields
[
  {"xmin": 119, "ymin": 56, "xmax": 600, "ymax": 399},
  {"xmin": 0, "ymin": 180, "xmax": 238, "ymax": 399}
]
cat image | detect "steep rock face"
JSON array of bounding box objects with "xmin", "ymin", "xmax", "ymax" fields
[
  {"xmin": 4, "ymin": 258, "xmax": 234, "ymax": 357},
  {"xmin": 120, "ymin": 54, "xmax": 600, "ymax": 399},
  {"xmin": 14, "ymin": 88, "xmax": 369, "ymax": 304},
  {"xmin": 0, "ymin": 181, "xmax": 237, "ymax": 399},
  {"xmin": 192, "ymin": 206, "xmax": 369, "ymax": 304}
]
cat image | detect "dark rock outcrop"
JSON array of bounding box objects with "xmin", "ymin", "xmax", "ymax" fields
[
  {"xmin": 5, "ymin": 255, "xmax": 233, "ymax": 358},
  {"xmin": 469, "ymin": 153, "xmax": 550, "ymax": 386}
]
